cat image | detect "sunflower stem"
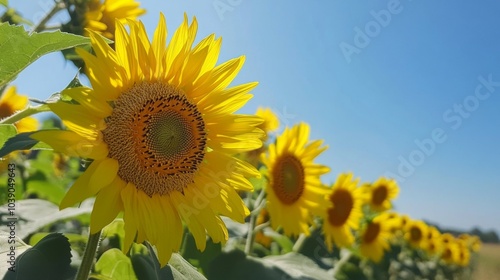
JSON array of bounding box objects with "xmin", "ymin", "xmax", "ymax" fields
[
  {"xmin": 253, "ymin": 221, "xmax": 270, "ymax": 234},
  {"xmin": 332, "ymin": 249, "xmax": 352, "ymax": 278},
  {"xmin": 0, "ymin": 104, "xmax": 50, "ymax": 125},
  {"xmin": 253, "ymin": 188, "xmax": 266, "ymax": 208},
  {"xmin": 244, "ymin": 212, "xmax": 258, "ymax": 255},
  {"xmin": 292, "ymin": 233, "xmax": 307, "ymax": 252},
  {"xmin": 32, "ymin": 0, "xmax": 66, "ymax": 33},
  {"xmin": 75, "ymin": 230, "xmax": 102, "ymax": 280},
  {"xmin": 244, "ymin": 190, "xmax": 266, "ymax": 255}
]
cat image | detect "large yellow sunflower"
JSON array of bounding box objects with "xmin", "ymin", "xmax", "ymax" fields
[
  {"xmin": 362, "ymin": 177, "xmax": 399, "ymax": 212},
  {"xmin": 0, "ymin": 86, "xmax": 38, "ymax": 133},
  {"xmin": 31, "ymin": 14, "xmax": 263, "ymax": 266},
  {"xmin": 262, "ymin": 122, "xmax": 330, "ymax": 237},
  {"xmin": 359, "ymin": 213, "xmax": 393, "ymax": 263},
  {"xmin": 85, "ymin": 0, "xmax": 145, "ymax": 39},
  {"xmin": 322, "ymin": 173, "xmax": 363, "ymax": 250}
]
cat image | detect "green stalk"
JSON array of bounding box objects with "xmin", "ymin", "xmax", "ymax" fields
[
  {"xmin": 292, "ymin": 233, "xmax": 307, "ymax": 253},
  {"xmin": 0, "ymin": 104, "xmax": 49, "ymax": 125},
  {"xmin": 292, "ymin": 224, "xmax": 317, "ymax": 253},
  {"xmin": 244, "ymin": 190, "xmax": 266, "ymax": 255},
  {"xmin": 332, "ymin": 249, "xmax": 352, "ymax": 278},
  {"xmin": 244, "ymin": 213, "xmax": 258, "ymax": 255},
  {"xmin": 32, "ymin": 1, "xmax": 66, "ymax": 33},
  {"xmin": 75, "ymin": 230, "xmax": 102, "ymax": 280}
]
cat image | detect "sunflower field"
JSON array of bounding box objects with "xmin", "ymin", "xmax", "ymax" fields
[{"xmin": 0, "ymin": 1, "xmax": 491, "ymax": 280}]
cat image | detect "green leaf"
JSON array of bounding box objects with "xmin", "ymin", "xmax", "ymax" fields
[
  {"xmin": 131, "ymin": 250, "xmax": 206, "ymax": 280},
  {"xmin": 207, "ymin": 249, "xmax": 287, "ymax": 280},
  {"xmin": 264, "ymin": 228, "xmax": 294, "ymax": 253},
  {"xmin": 3, "ymin": 233, "xmax": 72, "ymax": 280},
  {"xmin": 0, "ymin": 230, "xmax": 30, "ymax": 274},
  {"xmin": 222, "ymin": 216, "xmax": 248, "ymax": 237},
  {"xmin": 0, "ymin": 131, "xmax": 52, "ymax": 158},
  {"xmin": 131, "ymin": 254, "xmax": 170, "ymax": 280},
  {"xmin": 207, "ymin": 250, "xmax": 331, "ymax": 280},
  {"xmin": 95, "ymin": 248, "xmax": 138, "ymax": 280},
  {"xmin": 0, "ymin": 124, "xmax": 16, "ymax": 151},
  {"xmin": 0, "ymin": 0, "xmax": 8, "ymax": 7},
  {"xmin": 263, "ymin": 252, "xmax": 332, "ymax": 279},
  {"xmin": 26, "ymin": 180, "xmax": 65, "ymax": 204},
  {"xmin": 0, "ymin": 23, "xmax": 92, "ymax": 86},
  {"xmin": 0, "ymin": 8, "xmax": 32, "ymax": 26},
  {"xmin": 296, "ymin": 227, "xmax": 337, "ymax": 265},
  {"xmin": 103, "ymin": 220, "xmax": 126, "ymax": 250},
  {"xmin": 249, "ymin": 176, "xmax": 266, "ymax": 191},
  {"xmin": 181, "ymin": 232, "xmax": 221, "ymax": 275},
  {"xmin": 29, "ymin": 232, "xmax": 86, "ymax": 246},
  {"xmin": 169, "ymin": 253, "xmax": 207, "ymax": 280},
  {"xmin": 0, "ymin": 199, "xmax": 94, "ymax": 239}
]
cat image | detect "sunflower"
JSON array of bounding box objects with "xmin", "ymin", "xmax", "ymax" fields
[
  {"xmin": 362, "ymin": 177, "xmax": 399, "ymax": 212},
  {"xmin": 440, "ymin": 232, "xmax": 454, "ymax": 245},
  {"xmin": 400, "ymin": 214, "xmax": 410, "ymax": 228},
  {"xmin": 404, "ymin": 219, "xmax": 428, "ymax": 250},
  {"xmin": 440, "ymin": 234, "xmax": 459, "ymax": 264},
  {"xmin": 379, "ymin": 212, "xmax": 403, "ymax": 242},
  {"xmin": 31, "ymin": 14, "xmax": 263, "ymax": 266},
  {"xmin": 456, "ymin": 240, "xmax": 471, "ymax": 266},
  {"xmin": 469, "ymin": 235, "xmax": 482, "ymax": 252},
  {"xmin": 458, "ymin": 233, "xmax": 481, "ymax": 253},
  {"xmin": 255, "ymin": 107, "xmax": 279, "ymax": 140},
  {"xmin": 85, "ymin": 0, "xmax": 145, "ymax": 39},
  {"xmin": 322, "ymin": 173, "xmax": 363, "ymax": 250},
  {"xmin": 425, "ymin": 226, "xmax": 442, "ymax": 256},
  {"xmin": 359, "ymin": 214, "xmax": 392, "ymax": 263},
  {"xmin": 0, "ymin": 86, "xmax": 38, "ymax": 133},
  {"xmin": 262, "ymin": 122, "xmax": 330, "ymax": 237}
]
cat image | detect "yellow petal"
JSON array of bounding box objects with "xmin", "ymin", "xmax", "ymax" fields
[
  {"xmin": 90, "ymin": 176, "xmax": 125, "ymax": 233},
  {"xmin": 59, "ymin": 159, "xmax": 105, "ymax": 209},
  {"xmin": 63, "ymin": 87, "xmax": 112, "ymax": 117},
  {"xmin": 89, "ymin": 158, "xmax": 119, "ymax": 191},
  {"xmin": 30, "ymin": 130, "xmax": 108, "ymax": 160}
]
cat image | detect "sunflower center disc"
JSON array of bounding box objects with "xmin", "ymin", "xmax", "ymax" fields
[
  {"xmin": 102, "ymin": 82, "xmax": 207, "ymax": 196},
  {"xmin": 272, "ymin": 154, "xmax": 305, "ymax": 205},
  {"xmin": 363, "ymin": 222, "xmax": 381, "ymax": 244},
  {"xmin": 443, "ymin": 248, "xmax": 452, "ymax": 259},
  {"xmin": 410, "ymin": 227, "xmax": 422, "ymax": 242},
  {"xmin": 0, "ymin": 103, "xmax": 14, "ymax": 118},
  {"xmin": 428, "ymin": 242, "xmax": 436, "ymax": 252},
  {"xmin": 372, "ymin": 185, "xmax": 388, "ymax": 205},
  {"xmin": 328, "ymin": 189, "xmax": 354, "ymax": 227}
]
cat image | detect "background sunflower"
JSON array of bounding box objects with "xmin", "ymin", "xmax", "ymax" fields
[{"xmin": 262, "ymin": 122, "xmax": 330, "ymax": 237}]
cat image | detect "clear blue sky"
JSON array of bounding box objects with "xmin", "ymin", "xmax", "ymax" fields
[{"xmin": 7, "ymin": 1, "xmax": 500, "ymax": 234}]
